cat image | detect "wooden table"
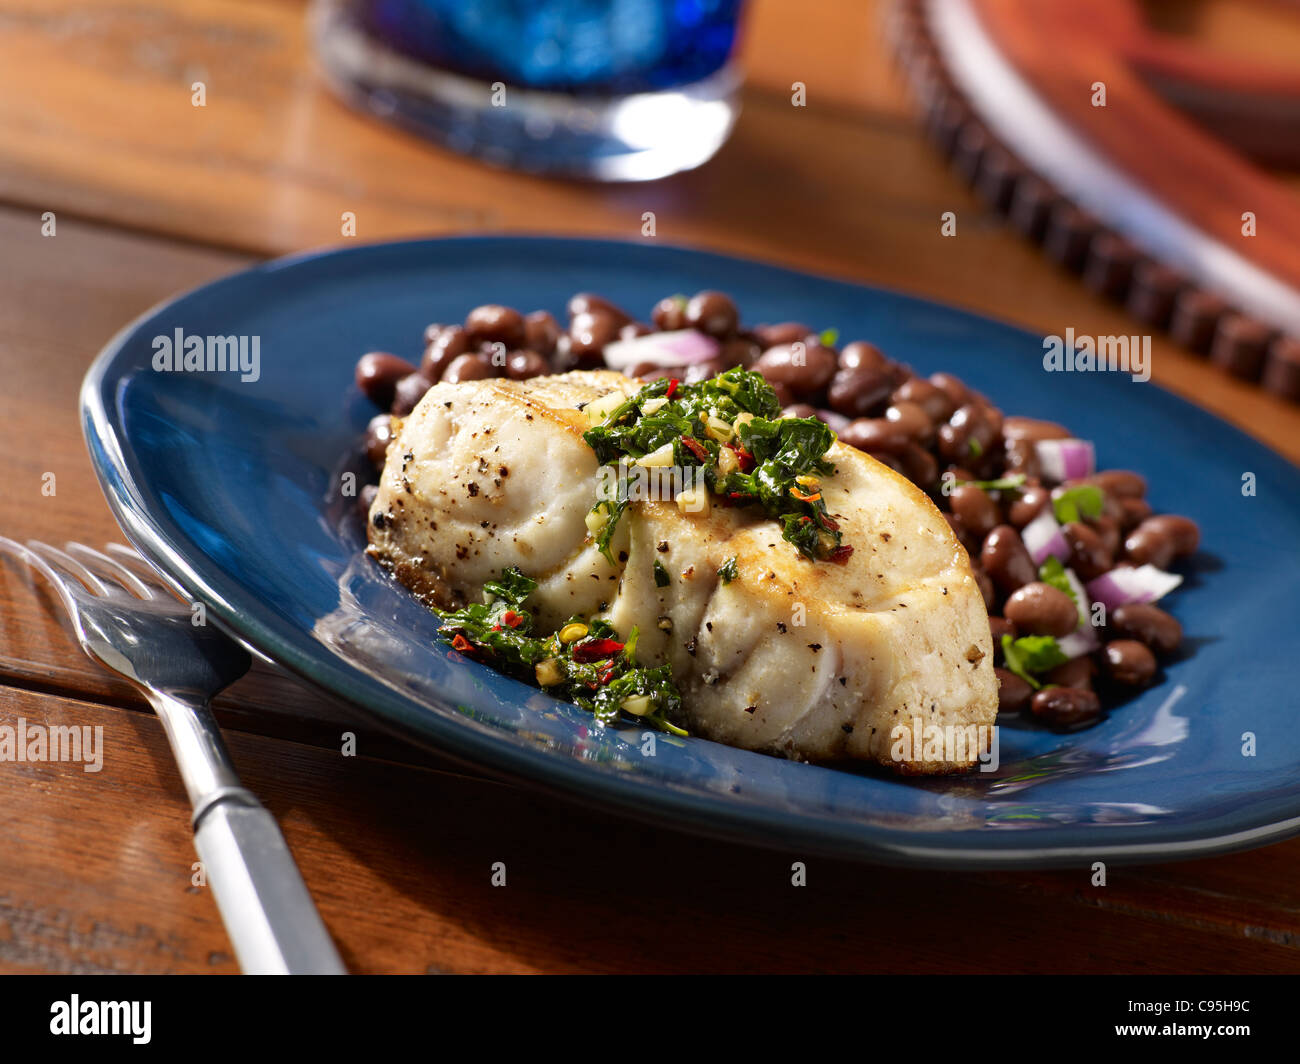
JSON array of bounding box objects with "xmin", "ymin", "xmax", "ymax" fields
[{"xmin": 2, "ymin": 0, "xmax": 1298, "ymax": 975}]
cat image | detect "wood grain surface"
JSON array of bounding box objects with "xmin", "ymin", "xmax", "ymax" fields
[{"xmin": 1, "ymin": 0, "xmax": 1299, "ymax": 974}]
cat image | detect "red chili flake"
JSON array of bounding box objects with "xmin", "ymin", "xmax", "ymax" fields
[
  {"xmin": 726, "ymin": 443, "xmax": 755, "ymax": 473},
  {"xmin": 450, "ymin": 634, "xmax": 475, "ymax": 654},
  {"xmin": 572, "ymin": 638, "xmax": 624, "ymax": 663},
  {"xmin": 490, "ymin": 624, "xmax": 502, "ymax": 632},
  {"xmin": 665, "ymin": 378, "xmax": 680, "ymax": 399},
  {"xmin": 597, "ymin": 662, "xmax": 617, "ymax": 685},
  {"xmin": 680, "ymin": 435, "xmax": 709, "ymax": 462},
  {"xmin": 728, "ymin": 491, "xmax": 754, "ymax": 503},
  {"xmin": 501, "ymin": 610, "xmax": 523, "ymax": 629},
  {"xmin": 827, "ymin": 545, "xmax": 855, "ymax": 565}
]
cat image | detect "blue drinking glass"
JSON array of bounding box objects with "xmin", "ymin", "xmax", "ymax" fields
[{"xmin": 311, "ymin": 0, "xmax": 748, "ymax": 181}]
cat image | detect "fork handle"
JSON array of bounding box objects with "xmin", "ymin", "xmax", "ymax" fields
[
  {"xmin": 194, "ymin": 796, "xmax": 347, "ymax": 974},
  {"xmin": 145, "ymin": 688, "xmax": 346, "ymax": 975}
]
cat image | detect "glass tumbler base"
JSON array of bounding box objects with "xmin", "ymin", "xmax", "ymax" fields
[{"xmin": 310, "ymin": 0, "xmax": 742, "ymax": 182}]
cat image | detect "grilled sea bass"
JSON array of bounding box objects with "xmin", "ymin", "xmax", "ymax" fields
[{"xmin": 366, "ymin": 370, "xmax": 998, "ymax": 772}]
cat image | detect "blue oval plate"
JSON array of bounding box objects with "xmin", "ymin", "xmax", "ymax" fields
[{"xmin": 82, "ymin": 236, "xmax": 1300, "ymax": 868}]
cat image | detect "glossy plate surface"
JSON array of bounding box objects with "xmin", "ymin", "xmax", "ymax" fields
[{"xmin": 82, "ymin": 237, "xmax": 1300, "ymax": 867}]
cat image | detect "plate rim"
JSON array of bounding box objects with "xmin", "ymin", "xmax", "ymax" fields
[{"xmin": 80, "ymin": 233, "xmax": 1300, "ymax": 869}]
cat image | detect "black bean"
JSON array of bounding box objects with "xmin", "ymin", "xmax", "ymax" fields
[
  {"xmin": 980, "ymin": 525, "xmax": 1037, "ymax": 595},
  {"xmin": 506, "ymin": 350, "xmax": 549, "ymax": 379},
  {"xmin": 973, "ymin": 567, "xmax": 998, "ymax": 613},
  {"xmin": 897, "ymin": 442, "xmax": 938, "ymax": 487},
  {"xmin": 718, "ymin": 337, "xmax": 759, "ymax": 368},
  {"xmin": 1002, "ymin": 437, "xmax": 1041, "ymax": 480},
  {"xmin": 524, "ymin": 311, "xmax": 561, "ymax": 356},
  {"xmin": 624, "ymin": 360, "xmax": 673, "ymax": 379},
  {"xmin": 893, "ymin": 378, "xmax": 955, "ymax": 423},
  {"xmin": 569, "ymin": 309, "xmax": 621, "ymax": 358},
  {"xmin": 949, "ymin": 484, "xmax": 999, "ymax": 539},
  {"xmin": 1006, "ymin": 484, "xmax": 1049, "ymax": 528},
  {"xmin": 442, "ymin": 353, "xmax": 492, "ymax": 384},
  {"xmin": 1004, "ymin": 581, "xmax": 1078, "ymax": 637},
  {"xmin": 995, "ymin": 667, "xmax": 1034, "ymax": 714},
  {"xmin": 1092, "ymin": 514, "xmax": 1121, "ymax": 558},
  {"xmin": 827, "ymin": 365, "xmax": 892, "ymax": 417},
  {"xmin": 757, "ymin": 322, "xmax": 812, "ymax": 348},
  {"xmin": 356, "ymin": 352, "xmax": 418, "ymax": 408},
  {"xmin": 1063, "ymin": 520, "xmax": 1113, "ymax": 581},
  {"xmin": 1102, "ymin": 640, "xmax": 1157, "ymax": 686},
  {"xmin": 422, "ymin": 325, "xmax": 469, "ymax": 380},
  {"xmin": 686, "ymin": 290, "xmax": 739, "ymax": 337},
  {"xmin": 1046, "ymin": 656, "xmax": 1096, "ymax": 691},
  {"xmin": 390, "ymin": 372, "xmax": 432, "ymax": 415},
  {"xmin": 1110, "ymin": 603, "xmax": 1182, "ymax": 655},
  {"xmin": 1031, "ymin": 686, "xmax": 1102, "ymax": 728},
  {"xmin": 464, "ymin": 304, "xmax": 525, "ymax": 348},
  {"xmin": 753, "ymin": 343, "xmax": 837, "ymax": 396},
  {"xmin": 938, "ymin": 403, "xmax": 997, "ymax": 462},
  {"xmin": 364, "ymin": 414, "xmax": 395, "ymax": 467},
  {"xmin": 988, "ymin": 615, "xmax": 1017, "ymax": 649},
  {"xmin": 358, "ymin": 482, "xmax": 378, "ymax": 516},
  {"xmin": 1119, "ymin": 497, "xmax": 1153, "ymax": 532},
  {"xmin": 652, "ymin": 297, "xmax": 688, "ymax": 332},
  {"xmin": 1124, "ymin": 514, "xmax": 1199, "ymax": 569},
  {"xmin": 839, "ymin": 341, "xmax": 889, "ymax": 373},
  {"xmin": 1002, "ymin": 416, "xmax": 1071, "ymax": 441},
  {"xmin": 927, "ymin": 371, "xmax": 969, "ymax": 410},
  {"xmin": 568, "ymin": 293, "xmax": 631, "ymax": 326},
  {"xmin": 885, "ymin": 400, "xmax": 933, "ymax": 442},
  {"xmin": 839, "ymin": 417, "xmax": 911, "ymax": 455},
  {"xmin": 1089, "ymin": 469, "xmax": 1147, "ymax": 499}
]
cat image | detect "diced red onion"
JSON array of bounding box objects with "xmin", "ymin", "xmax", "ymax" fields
[
  {"xmin": 1034, "ymin": 438, "xmax": 1096, "ymax": 482},
  {"xmin": 1056, "ymin": 626, "xmax": 1100, "ymax": 659},
  {"xmin": 601, "ymin": 329, "xmax": 719, "ymax": 370},
  {"xmin": 1021, "ymin": 508, "xmax": 1068, "ymax": 565},
  {"xmin": 1063, "ymin": 566, "xmax": 1091, "ymax": 628},
  {"xmin": 1086, "ymin": 565, "xmax": 1184, "ymax": 610}
]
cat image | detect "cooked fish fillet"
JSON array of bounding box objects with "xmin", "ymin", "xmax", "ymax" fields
[{"xmin": 367, "ymin": 370, "xmax": 997, "ymax": 772}]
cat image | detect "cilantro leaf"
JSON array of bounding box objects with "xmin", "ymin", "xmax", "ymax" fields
[
  {"xmin": 1000, "ymin": 634, "xmax": 1069, "ymax": 689},
  {"xmin": 1052, "ymin": 484, "xmax": 1103, "ymax": 525}
]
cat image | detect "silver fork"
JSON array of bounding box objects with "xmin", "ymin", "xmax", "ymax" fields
[{"xmin": 0, "ymin": 537, "xmax": 346, "ymax": 975}]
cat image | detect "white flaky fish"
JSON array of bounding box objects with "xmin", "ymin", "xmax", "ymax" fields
[{"xmin": 367, "ymin": 370, "xmax": 997, "ymax": 772}]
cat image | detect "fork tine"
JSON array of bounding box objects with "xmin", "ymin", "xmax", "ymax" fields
[
  {"xmin": 25, "ymin": 540, "xmax": 115, "ymax": 596},
  {"xmin": 103, "ymin": 543, "xmax": 181, "ymax": 598},
  {"xmin": 64, "ymin": 542, "xmax": 155, "ymax": 599},
  {"xmin": 0, "ymin": 535, "xmax": 83, "ymax": 618}
]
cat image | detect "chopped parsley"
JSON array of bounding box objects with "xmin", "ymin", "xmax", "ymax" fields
[
  {"xmin": 653, "ymin": 560, "xmax": 670, "ymax": 587},
  {"xmin": 818, "ymin": 327, "xmax": 839, "ymax": 348},
  {"xmin": 1000, "ymin": 634, "xmax": 1069, "ymax": 690},
  {"xmin": 1052, "ymin": 484, "xmax": 1103, "ymax": 524},
  {"xmin": 717, "ymin": 556, "xmax": 739, "ymax": 584},
  {"xmin": 582, "ymin": 367, "xmax": 851, "ymax": 564},
  {"xmin": 435, "ymin": 567, "xmax": 686, "ymax": 735}
]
